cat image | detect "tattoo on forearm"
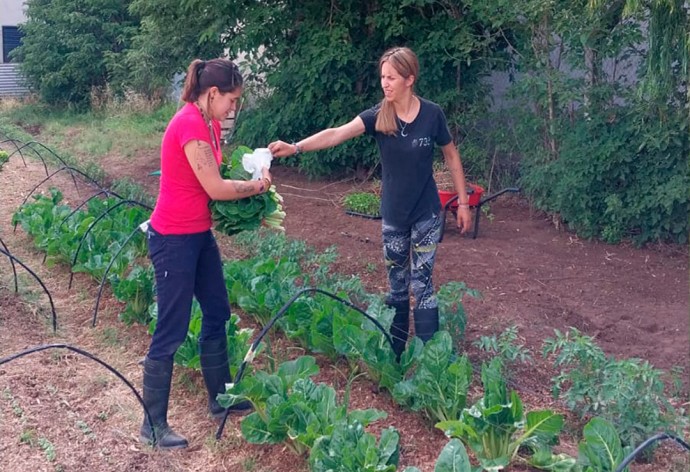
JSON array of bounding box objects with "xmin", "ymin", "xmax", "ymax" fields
[{"xmin": 232, "ymin": 181, "xmax": 256, "ymax": 194}]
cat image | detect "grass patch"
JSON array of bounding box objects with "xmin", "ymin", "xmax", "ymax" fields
[{"xmin": 0, "ymin": 100, "xmax": 175, "ymax": 171}]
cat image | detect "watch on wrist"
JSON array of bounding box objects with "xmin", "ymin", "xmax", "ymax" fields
[{"xmin": 292, "ymin": 142, "xmax": 302, "ymax": 156}]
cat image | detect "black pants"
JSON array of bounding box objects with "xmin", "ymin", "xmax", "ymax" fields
[{"xmin": 146, "ymin": 226, "xmax": 230, "ymax": 362}]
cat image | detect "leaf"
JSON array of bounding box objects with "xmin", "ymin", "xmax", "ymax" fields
[
  {"xmin": 376, "ymin": 427, "xmax": 400, "ymax": 466},
  {"xmin": 577, "ymin": 417, "xmax": 626, "ymax": 472},
  {"xmin": 528, "ymin": 446, "xmax": 577, "ymax": 471},
  {"xmin": 434, "ymin": 439, "xmax": 473, "ymax": 472},
  {"xmin": 276, "ymin": 356, "xmax": 319, "ymax": 388}
]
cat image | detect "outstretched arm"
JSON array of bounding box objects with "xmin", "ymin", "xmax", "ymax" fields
[
  {"xmin": 185, "ymin": 140, "xmax": 272, "ymax": 200},
  {"xmin": 268, "ymin": 116, "xmax": 366, "ymax": 157}
]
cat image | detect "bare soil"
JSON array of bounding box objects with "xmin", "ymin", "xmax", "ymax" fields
[{"xmin": 0, "ymin": 142, "xmax": 688, "ymax": 472}]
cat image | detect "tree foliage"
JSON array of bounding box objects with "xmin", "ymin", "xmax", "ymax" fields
[
  {"xmin": 123, "ymin": 0, "xmax": 225, "ymax": 100},
  {"xmin": 131, "ymin": 0, "xmax": 513, "ymax": 176},
  {"xmin": 13, "ymin": 0, "xmax": 688, "ymax": 243},
  {"xmin": 14, "ymin": 0, "xmax": 138, "ymax": 106}
]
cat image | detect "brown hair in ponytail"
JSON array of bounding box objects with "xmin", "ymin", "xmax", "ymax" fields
[
  {"xmin": 375, "ymin": 47, "xmax": 419, "ymax": 136},
  {"xmin": 181, "ymin": 58, "xmax": 243, "ymax": 103}
]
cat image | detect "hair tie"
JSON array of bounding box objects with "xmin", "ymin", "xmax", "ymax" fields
[{"xmin": 196, "ymin": 60, "xmax": 206, "ymax": 78}]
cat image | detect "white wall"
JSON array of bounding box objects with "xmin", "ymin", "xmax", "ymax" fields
[{"xmin": 0, "ymin": 0, "xmax": 26, "ymax": 26}]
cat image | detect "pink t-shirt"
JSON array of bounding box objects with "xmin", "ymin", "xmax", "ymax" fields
[{"xmin": 150, "ymin": 102, "xmax": 222, "ymax": 234}]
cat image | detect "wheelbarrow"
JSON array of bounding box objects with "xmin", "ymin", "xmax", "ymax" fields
[{"xmin": 439, "ymin": 184, "xmax": 520, "ymax": 241}]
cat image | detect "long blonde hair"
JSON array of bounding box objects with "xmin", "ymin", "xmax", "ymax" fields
[{"xmin": 375, "ymin": 47, "xmax": 419, "ymax": 136}]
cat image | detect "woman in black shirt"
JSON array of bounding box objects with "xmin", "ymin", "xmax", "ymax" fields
[{"xmin": 269, "ymin": 46, "xmax": 471, "ymax": 359}]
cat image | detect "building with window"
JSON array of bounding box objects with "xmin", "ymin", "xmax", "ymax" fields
[{"xmin": 0, "ymin": 0, "xmax": 28, "ymax": 96}]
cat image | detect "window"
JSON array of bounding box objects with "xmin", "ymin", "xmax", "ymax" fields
[{"xmin": 2, "ymin": 26, "xmax": 23, "ymax": 63}]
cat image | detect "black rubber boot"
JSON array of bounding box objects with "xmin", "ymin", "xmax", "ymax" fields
[
  {"xmin": 387, "ymin": 300, "xmax": 410, "ymax": 361},
  {"xmin": 413, "ymin": 307, "xmax": 439, "ymax": 343},
  {"xmin": 199, "ymin": 337, "xmax": 252, "ymax": 418},
  {"xmin": 139, "ymin": 356, "xmax": 188, "ymax": 450}
]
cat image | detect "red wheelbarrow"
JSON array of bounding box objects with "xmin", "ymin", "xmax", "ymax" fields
[{"xmin": 439, "ymin": 184, "xmax": 520, "ymax": 241}]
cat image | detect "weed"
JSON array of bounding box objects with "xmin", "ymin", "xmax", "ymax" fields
[
  {"xmin": 176, "ymin": 370, "xmax": 202, "ymax": 395},
  {"xmin": 12, "ymin": 400, "xmax": 24, "ymax": 418},
  {"xmin": 19, "ymin": 428, "xmax": 36, "ymax": 446},
  {"xmin": 93, "ymin": 375, "xmax": 110, "ymax": 388},
  {"xmin": 38, "ymin": 437, "xmax": 56, "ymax": 462},
  {"xmin": 243, "ymin": 456, "xmax": 257, "ymax": 471},
  {"xmin": 473, "ymin": 325, "xmax": 533, "ymax": 366},
  {"xmin": 75, "ymin": 419, "xmax": 95, "ymax": 439},
  {"xmin": 365, "ymin": 262, "xmax": 377, "ymax": 274},
  {"xmin": 96, "ymin": 411, "xmax": 109, "ymax": 422},
  {"xmin": 99, "ymin": 326, "xmax": 121, "ymax": 347}
]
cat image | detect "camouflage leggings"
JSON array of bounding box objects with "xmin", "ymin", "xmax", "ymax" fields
[{"xmin": 382, "ymin": 212, "xmax": 442, "ymax": 310}]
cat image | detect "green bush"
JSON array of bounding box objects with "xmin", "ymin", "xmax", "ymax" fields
[
  {"xmin": 543, "ymin": 328, "xmax": 687, "ymax": 460},
  {"xmin": 521, "ymin": 106, "xmax": 688, "ymax": 245}
]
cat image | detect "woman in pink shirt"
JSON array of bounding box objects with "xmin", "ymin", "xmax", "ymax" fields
[{"xmin": 141, "ymin": 58, "xmax": 271, "ymax": 449}]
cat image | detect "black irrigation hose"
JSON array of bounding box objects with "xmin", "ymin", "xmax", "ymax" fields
[
  {"xmin": 0, "ymin": 138, "xmax": 30, "ymax": 169},
  {"xmin": 14, "ymin": 141, "xmax": 132, "ymax": 203},
  {"xmin": 18, "ymin": 165, "xmax": 102, "ymax": 211},
  {"xmin": 0, "ymin": 247, "xmax": 57, "ymax": 332},
  {"xmin": 345, "ymin": 210, "xmax": 382, "ymax": 220},
  {"xmin": 614, "ymin": 433, "xmax": 690, "ymax": 472},
  {"xmin": 58, "ymin": 190, "xmax": 110, "ymax": 230},
  {"xmin": 0, "ymin": 343, "xmax": 156, "ymax": 444},
  {"xmin": 0, "ymin": 236, "xmax": 19, "ymax": 293},
  {"xmin": 92, "ymin": 222, "xmax": 147, "ymax": 327},
  {"xmin": 215, "ymin": 287, "xmax": 395, "ymax": 440},
  {"xmin": 13, "ymin": 141, "xmax": 71, "ymax": 172},
  {"xmin": 68, "ymin": 200, "xmax": 153, "ymax": 289}
]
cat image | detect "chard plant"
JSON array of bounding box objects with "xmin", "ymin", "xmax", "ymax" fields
[
  {"xmin": 218, "ymin": 356, "xmax": 386, "ymax": 456},
  {"xmin": 224, "ymin": 255, "xmax": 303, "ymax": 326},
  {"xmin": 576, "ymin": 417, "xmax": 631, "ymax": 472},
  {"xmin": 393, "ymin": 331, "xmax": 472, "ymax": 423},
  {"xmin": 333, "ymin": 297, "xmax": 423, "ymax": 392},
  {"xmin": 112, "ymin": 265, "xmax": 154, "ymax": 325},
  {"xmin": 403, "ymin": 438, "xmax": 473, "ymax": 472},
  {"xmin": 147, "ymin": 301, "xmax": 253, "ymax": 372},
  {"xmin": 437, "ymin": 358, "xmax": 564, "ymax": 471},
  {"xmin": 309, "ymin": 421, "xmax": 400, "ymax": 472},
  {"xmin": 0, "ymin": 149, "xmax": 8, "ymax": 170}
]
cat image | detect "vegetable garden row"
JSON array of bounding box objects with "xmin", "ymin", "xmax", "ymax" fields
[{"xmin": 0, "ymin": 136, "xmax": 688, "ymax": 471}]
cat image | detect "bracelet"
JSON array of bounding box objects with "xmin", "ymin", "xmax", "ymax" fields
[{"xmin": 292, "ymin": 142, "xmax": 302, "ymax": 156}]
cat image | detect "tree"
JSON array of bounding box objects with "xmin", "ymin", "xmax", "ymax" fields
[
  {"xmin": 14, "ymin": 0, "xmax": 138, "ymax": 106},
  {"xmin": 128, "ymin": 0, "xmax": 513, "ymax": 176},
  {"xmin": 123, "ymin": 0, "xmax": 225, "ymax": 100},
  {"xmin": 589, "ymin": 0, "xmax": 688, "ymax": 106}
]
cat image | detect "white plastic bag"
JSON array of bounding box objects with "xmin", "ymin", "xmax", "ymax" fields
[{"xmin": 242, "ymin": 148, "xmax": 273, "ymax": 180}]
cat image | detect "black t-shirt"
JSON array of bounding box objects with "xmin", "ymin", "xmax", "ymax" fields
[{"xmin": 359, "ymin": 97, "xmax": 452, "ymax": 227}]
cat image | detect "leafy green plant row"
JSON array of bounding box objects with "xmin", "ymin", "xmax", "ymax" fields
[
  {"xmin": 218, "ymin": 229, "xmax": 687, "ymax": 469},
  {"xmin": 11, "ymin": 185, "xmax": 685, "ymax": 470},
  {"xmin": 12, "ymin": 188, "xmax": 153, "ymax": 323}
]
